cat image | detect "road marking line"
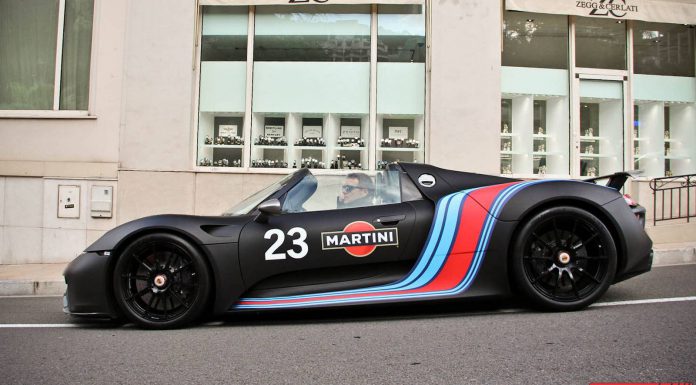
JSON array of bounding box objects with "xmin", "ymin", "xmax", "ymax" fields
[
  {"xmin": 593, "ymin": 296, "xmax": 696, "ymax": 307},
  {"xmin": 1, "ymin": 297, "xmax": 695, "ymax": 328},
  {"xmin": 0, "ymin": 324, "xmax": 80, "ymax": 328}
]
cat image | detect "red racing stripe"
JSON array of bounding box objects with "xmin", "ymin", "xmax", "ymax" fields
[
  {"xmin": 414, "ymin": 182, "xmax": 515, "ymax": 292},
  {"xmin": 237, "ymin": 182, "xmax": 520, "ymax": 306}
]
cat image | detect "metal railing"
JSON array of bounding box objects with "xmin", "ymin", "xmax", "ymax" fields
[{"xmin": 649, "ymin": 174, "xmax": 696, "ymax": 226}]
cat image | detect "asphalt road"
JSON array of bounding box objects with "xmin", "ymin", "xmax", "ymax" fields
[{"xmin": 1, "ymin": 264, "xmax": 695, "ymax": 385}]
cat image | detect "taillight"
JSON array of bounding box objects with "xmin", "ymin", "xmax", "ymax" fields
[{"xmin": 623, "ymin": 193, "xmax": 638, "ymax": 207}]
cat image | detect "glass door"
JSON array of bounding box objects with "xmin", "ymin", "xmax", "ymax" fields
[{"xmin": 578, "ymin": 79, "xmax": 625, "ymax": 177}]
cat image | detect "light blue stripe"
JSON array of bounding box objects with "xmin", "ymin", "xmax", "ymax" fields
[
  {"xmin": 236, "ymin": 191, "xmax": 465, "ymax": 303},
  {"xmin": 398, "ymin": 192, "xmax": 468, "ymax": 290},
  {"xmin": 235, "ymin": 180, "xmax": 562, "ymax": 309}
]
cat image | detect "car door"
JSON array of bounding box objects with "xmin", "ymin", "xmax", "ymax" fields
[{"xmin": 238, "ymin": 202, "xmax": 417, "ymax": 293}]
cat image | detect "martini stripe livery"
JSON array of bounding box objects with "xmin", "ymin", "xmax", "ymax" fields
[{"xmin": 233, "ymin": 180, "xmax": 548, "ymax": 309}]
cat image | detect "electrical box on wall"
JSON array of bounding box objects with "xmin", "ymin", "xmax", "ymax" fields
[
  {"xmin": 58, "ymin": 185, "xmax": 81, "ymax": 219},
  {"xmin": 91, "ymin": 186, "xmax": 113, "ymax": 218}
]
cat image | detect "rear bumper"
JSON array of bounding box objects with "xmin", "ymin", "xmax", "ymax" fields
[{"xmin": 63, "ymin": 251, "xmax": 119, "ymax": 318}]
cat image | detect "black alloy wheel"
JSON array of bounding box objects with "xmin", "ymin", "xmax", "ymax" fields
[
  {"xmin": 511, "ymin": 206, "xmax": 617, "ymax": 311},
  {"xmin": 113, "ymin": 233, "xmax": 211, "ymax": 329}
]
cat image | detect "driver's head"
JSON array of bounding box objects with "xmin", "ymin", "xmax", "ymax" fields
[{"xmin": 340, "ymin": 173, "xmax": 374, "ymax": 205}]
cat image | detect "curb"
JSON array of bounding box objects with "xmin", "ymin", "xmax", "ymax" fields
[
  {"xmin": 0, "ymin": 281, "xmax": 67, "ymax": 297},
  {"xmin": 652, "ymin": 245, "xmax": 696, "ymax": 266},
  {"xmin": 0, "ymin": 247, "xmax": 694, "ymax": 297}
]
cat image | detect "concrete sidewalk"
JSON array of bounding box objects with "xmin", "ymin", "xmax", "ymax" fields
[{"xmin": 0, "ymin": 243, "xmax": 694, "ymax": 297}]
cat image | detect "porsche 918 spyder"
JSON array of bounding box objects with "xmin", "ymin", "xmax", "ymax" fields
[{"xmin": 63, "ymin": 163, "xmax": 653, "ymax": 329}]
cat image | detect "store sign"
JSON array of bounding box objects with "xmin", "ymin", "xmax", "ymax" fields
[
  {"xmin": 302, "ymin": 125, "xmax": 323, "ymax": 138},
  {"xmin": 506, "ymin": 0, "xmax": 696, "ymax": 24},
  {"xmin": 264, "ymin": 125, "xmax": 284, "ymax": 138},
  {"xmin": 340, "ymin": 125, "xmax": 361, "ymax": 138},
  {"xmin": 389, "ymin": 126, "xmax": 409, "ymax": 140},
  {"xmin": 577, "ymin": 0, "xmax": 639, "ymax": 18},
  {"xmin": 219, "ymin": 125, "xmax": 238, "ymax": 138}
]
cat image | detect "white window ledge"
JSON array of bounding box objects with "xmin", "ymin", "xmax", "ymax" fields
[{"xmin": 0, "ymin": 110, "xmax": 97, "ymax": 119}]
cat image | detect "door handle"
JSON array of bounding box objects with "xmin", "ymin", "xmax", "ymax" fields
[{"xmin": 375, "ymin": 215, "xmax": 405, "ymax": 226}]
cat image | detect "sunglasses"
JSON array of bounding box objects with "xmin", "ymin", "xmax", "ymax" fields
[{"xmin": 341, "ymin": 184, "xmax": 363, "ymax": 193}]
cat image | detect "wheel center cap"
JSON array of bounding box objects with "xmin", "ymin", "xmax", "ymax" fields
[
  {"xmin": 153, "ymin": 274, "xmax": 167, "ymax": 288},
  {"xmin": 558, "ymin": 251, "xmax": 571, "ymax": 265}
]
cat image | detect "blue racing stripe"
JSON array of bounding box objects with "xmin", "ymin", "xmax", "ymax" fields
[{"xmin": 234, "ymin": 180, "xmax": 556, "ymax": 309}]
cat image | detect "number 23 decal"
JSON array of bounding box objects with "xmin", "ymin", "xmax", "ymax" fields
[{"xmin": 264, "ymin": 227, "xmax": 309, "ymax": 260}]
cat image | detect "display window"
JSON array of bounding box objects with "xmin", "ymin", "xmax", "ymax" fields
[
  {"xmin": 376, "ymin": 4, "xmax": 427, "ymax": 170},
  {"xmin": 575, "ymin": 16, "xmax": 627, "ymax": 70},
  {"xmin": 196, "ymin": 3, "xmax": 427, "ymax": 171},
  {"xmin": 197, "ymin": 6, "xmax": 249, "ymax": 169},
  {"xmin": 501, "ymin": 11, "xmax": 570, "ymax": 177},
  {"xmin": 502, "ymin": 10, "xmax": 695, "ymax": 179},
  {"xmin": 632, "ymin": 21, "xmax": 695, "ymax": 177},
  {"xmin": 579, "ymin": 80, "xmax": 625, "ymax": 177},
  {"xmin": 251, "ymin": 5, "xmax": 371, "ymax": 171}
]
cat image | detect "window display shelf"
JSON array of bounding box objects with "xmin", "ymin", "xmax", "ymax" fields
[
  {"xmin": 580, "ymin": 153, "xmax": 611, "ymax": 158},
  {"xmin": 580, "ymin": 136, "xmax": 605, "ymax": 141},
  {"xmin": 501, "ymin": 133, "xmax": 515, "ymax": 138},
  {"xmin": 532, "ymin": 134, "xmax": 551, "ymax": 139},
  {"xmin": 293, "ymin": 146, "xmax": 327, "ymax": 150},
  {"xmin": 664, "ymin": 139, "xmax": 679, "ymax": 143},
  {"xmin": 255, "ymin": 145, "xmax": 288, "ymax": 149},
  {"xmin": 378, "ymin": 147, "xmax": 422, "ymax": 152},
  {"xmin": 500, "ymin": 150, "xmax": 521, "ymax": 155},
  {"xmin": 204, "ymin": 144, "xmax": 244, "ymax": 149},
  {"xmin": 633, "ymin": 137, "xmax": 648, "ymax": 142},
  {"xmin": 334, "ymin": 147, "xmax": 366, "ymax": 151},
  {"xmin": 532, "ymin": 151, "xmax": 555, "ymax": 156}
]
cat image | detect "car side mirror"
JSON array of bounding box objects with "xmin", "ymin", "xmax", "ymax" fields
[{"xmin": 255, "ymin": 199, "xmax": 282, "ymax": 223}]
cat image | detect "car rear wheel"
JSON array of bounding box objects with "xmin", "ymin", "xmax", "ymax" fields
[
  {"xmin": 113, "ymin": 233, "xmax": 211, "ymax": 329},
  {"xmin": 511, "ymin": 206, "xmax": 617, "ymax": 311}
]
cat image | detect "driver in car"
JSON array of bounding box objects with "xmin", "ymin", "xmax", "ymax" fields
[{"xmin": 338, "ymin": 173, "xmax": 375, "ymax": 209}]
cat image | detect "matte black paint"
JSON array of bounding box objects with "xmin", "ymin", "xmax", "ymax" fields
[{"xmin": 63, "ymin": 163, "xmax": 653, "ymax": 318}]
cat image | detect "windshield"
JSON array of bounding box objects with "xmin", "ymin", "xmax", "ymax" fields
[{"xmin": 222, "ymin": 173, "xmax": 295, "ymax": 216}]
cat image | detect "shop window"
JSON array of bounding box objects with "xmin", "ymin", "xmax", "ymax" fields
[
  {"xmin": 633, "ymin": 20, "xmax": 696, "ymax": 178},
  {"xmin": 633, "ymin": 22, "xmax": 695, "ymax": 77},
  {"xmin": 501, "ymin": 12, "xmax": 570, "ymax": 177},
  {"xmin": 575, "ymin": 17, "xmax": 627, "ymax": 70},
  {"xmin": 579, "ymin": 80, "xmax": 624, "ymax": 177},
  {"xmin": 634, "ymin": 101, "xmax": 696, "ymax": 177},
  {"xmin": 502, "ymin": 11, "xmax": 568, "ymax": 70},
  {"xmin": 254, "ymin": 5, "xmax": 370, "ymax": 62},
  {"xmin": 251, "ymin": 5, "xmax": 371, "ymax": 170},
  {"xmin": 376, "ymin": 4, "xmax": 426, "ymax": 169},
  {"xmin": 500, "ymin": 94, "xmax": 570, "ymax": 177},
  {"xmin": 197, "ymin": 6, "xmax": 248, "ymax": 168},
  {"xmin": 0, "ymin": 0, "xmax": 94, "ymax": 111}
]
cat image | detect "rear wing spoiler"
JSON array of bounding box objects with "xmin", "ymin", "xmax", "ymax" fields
[{"xmin": 583, "ymin": 170, "xmax": 642, "ymax": 191}]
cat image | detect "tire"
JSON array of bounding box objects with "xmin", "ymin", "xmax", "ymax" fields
[
  {"xmin": 510, "ymin": 206, "xmax": 617, "ymax": 311},
  {"xmin": 113, "ymin": 233, "xmax": 211, "ymax": 329}
]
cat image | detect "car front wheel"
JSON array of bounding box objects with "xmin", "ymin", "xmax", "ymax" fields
[
  {"xmin": 511, "ymin": 206, "xmax": 617, "ymax": 311},
  {"xmin": 113, "ymin": 233, "xmax": 211, "ymax": 329}
]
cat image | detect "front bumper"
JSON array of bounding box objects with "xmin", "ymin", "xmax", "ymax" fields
[{"xmin": 63, "ymin": 251, "xmax": 119, "ymax": 318}]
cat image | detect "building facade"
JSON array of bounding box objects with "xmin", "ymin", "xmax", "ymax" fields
[{"xmin": 0, "ymin": 0, "xmax": 694, "ymax": 264}]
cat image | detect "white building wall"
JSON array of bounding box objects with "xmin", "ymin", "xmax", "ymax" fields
[{"xmin": 428, "ymin": 0, "xmax": 501, "ymax": 174}]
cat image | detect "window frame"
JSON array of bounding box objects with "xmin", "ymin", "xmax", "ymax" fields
[
  {"xmin": 0, "ymin": 0, "xmax": 98, "ymax": 118},
  {"xmin": 192, "ymin": 2, "xmax": 430, "ymax": 173}
]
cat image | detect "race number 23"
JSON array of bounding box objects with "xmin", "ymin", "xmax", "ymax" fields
[{"xmin": 264, "ymin": 227, "xmax": 309, "ymax": 260}]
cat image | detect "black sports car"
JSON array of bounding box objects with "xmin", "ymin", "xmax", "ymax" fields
[{"xmin": 64, "ymin": 163, "xmax": 653, "ymax": 329}]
